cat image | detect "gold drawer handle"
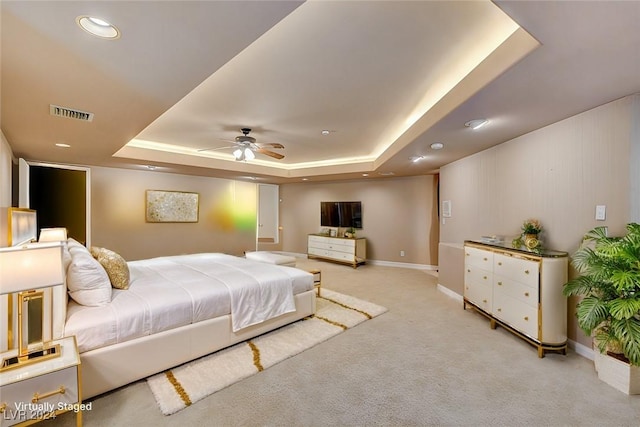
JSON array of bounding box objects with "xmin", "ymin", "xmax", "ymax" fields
[
  {"xmin": 483, "ymin": 276, "xmax": 487, "ymax": 280},
  {"xmin": 482, "ymin": 299, "xmax": 488, "ymax": 303},
  {"xmin": 498, "ymin": 262, "xmax": 502, "ymax": 266},
  {"xmin": 483, "ymin": 257, "xmax": 488, "ymax": 261},
  {"xmin": 525, "ymin": 292, "xmax": 530, "ymax": 297},
  {"xmin": 0, "ymin": 403, "xmax": 6, "ymax": 414},
  {"xmin": 524, "ymin": 270, "xmax": 530, "ymax": 275},
  {"xmin": 467, "ymin": 269, "xmax": 471, "ymax": 273},
  {"xmin": 497, "ymin": 281, "xmax": 503, "ymax": 286},
  {"xmin": 32, "ymin": 386, "xmax": 65, "ymax": 403},
  {"xmin": 497, "ymin": 308, "xmax": 502, "ymax": 312},
  {"xmin": 524, "ymin": 316, "xmax": 529, "ymax": 321}
]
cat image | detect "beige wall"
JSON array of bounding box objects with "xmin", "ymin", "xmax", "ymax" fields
[
  {"xmin": 0, "ymin": 131, "xmax": 12, "ymax": 208},
  {"xmin": 91, "ymin": 166, "xmax": 257, "ymax": 261},
  {"xmin": 439, "ymin": 94, "xmax": 637, "ymax": 347},
  {"xmin": 280, "ymin": 175, "xmax": 438, "ymax": 265}
]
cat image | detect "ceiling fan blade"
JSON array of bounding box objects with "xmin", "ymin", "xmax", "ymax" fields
[
  {"xmin": 258, "ymin": 142, "xmax": 285, "ymax": 149},
  {"xmin": 256, "ymin": 148, "xmax": 285, "ymax": 160}
]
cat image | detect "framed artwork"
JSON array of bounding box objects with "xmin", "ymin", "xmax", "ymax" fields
[{"xmin": 146, "ymin": 190, "xmax": 199, "ymax": 223}]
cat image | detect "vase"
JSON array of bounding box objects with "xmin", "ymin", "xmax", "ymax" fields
[{"xmin": 524, "ymin": 233, "xmax": 539, "ymax": 249}]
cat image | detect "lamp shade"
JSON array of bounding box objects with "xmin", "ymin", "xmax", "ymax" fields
[
  {"xmin": 0, "ymin": 242, "xmax": 64, "ymax": 294},
  {"xmin": 39, "ymin": 227, "xmax": 68, "ymax": 242}
]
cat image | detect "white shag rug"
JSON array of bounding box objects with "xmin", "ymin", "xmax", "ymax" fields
[{"xmin": 147, "ymin": 289, "xmax": 388, "ymax": 415}]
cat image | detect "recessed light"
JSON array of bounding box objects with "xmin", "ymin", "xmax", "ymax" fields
[
  {"xmin": 464, "ymin": 119, "xmax": 489, "ymax": 130},
  {"xmin": 147, "ymin": 165, "xmax": 156, "ymax": 170},
  {"xmin": 321, "ymin": 130, "xmax": 330, "ymax": 136},
  {"xmin": 430, "ymin": 142, "xmax": 444, "ymax": 150},
  {"xmin": 76, "ymin": 15, "xmax": 120, "ymax": 39},
  {"xmin": 302, "ymin": 178, "xmax": 309, "ymax": 181},
  {"xmin": 362, "ymin": 173, "xmax": 369, "ymax": 177},
  {"xmin": 55, "ymin": 143, "xmax": 71, "ymax": 148},
  {"xmin": 409, "ymin": 156, "xmax": 424, "ymax": 163}
]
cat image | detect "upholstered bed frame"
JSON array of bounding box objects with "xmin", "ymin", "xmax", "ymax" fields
[
  {"xmin": 6, "ymin": 210, "xmax": 315, "ymax": 400},
  {"xmin": 71, "ymin": 290, "xmax": 316, "ymax": 399}
]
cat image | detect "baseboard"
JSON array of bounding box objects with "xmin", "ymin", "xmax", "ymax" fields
[
  {"xmin": 277, "ymin": 252, "xmax": 437, "ymax": 270},
  {"xmin": 569, "ymin": 339, "xmax": 595, "ymax": 360},
  {"xmin": 437, "ymin": 284, "xmax": 463, "ymax": 302},
  {"xmin": 367, "ymin": 260, "xmax": 437, "ymax": 270}
]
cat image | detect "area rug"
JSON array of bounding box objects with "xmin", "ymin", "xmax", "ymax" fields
[{"xmin": 147, "ymin": 289, "xmax": 387, "ymax": 415}]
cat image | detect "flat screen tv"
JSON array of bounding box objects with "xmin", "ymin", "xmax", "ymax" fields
[{"xmin": 320, "ymin": 201, "xmax": 362, "ymax": 229}]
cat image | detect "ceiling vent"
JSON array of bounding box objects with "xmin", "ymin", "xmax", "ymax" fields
[{"xmin": 50, "ymin": 104, "xmax": 94, "ymax": 122}]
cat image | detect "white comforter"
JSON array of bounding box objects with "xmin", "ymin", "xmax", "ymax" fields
[{"xmin": 65, "ymin": 253, "xmax": 313, "ymax": 353}]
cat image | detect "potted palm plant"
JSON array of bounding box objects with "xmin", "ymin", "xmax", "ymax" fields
[{"xmin": 563, "ymin": 224, "xmax": 640, "ymax": 394}]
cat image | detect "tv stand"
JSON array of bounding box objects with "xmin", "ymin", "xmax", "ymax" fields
[{"xmin": 307, "ymin": 234, "xmax": 366, "ymax": 268}]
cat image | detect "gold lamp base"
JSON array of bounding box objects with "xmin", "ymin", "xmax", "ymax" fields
[{"xmin": 1, "ymin": 343, "xmax": 61, "ymax": 372}]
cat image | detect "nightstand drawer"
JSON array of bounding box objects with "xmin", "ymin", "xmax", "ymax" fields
[{"xmin": 1, "ymin": 366, "xmax": 78, "ymax": 426}]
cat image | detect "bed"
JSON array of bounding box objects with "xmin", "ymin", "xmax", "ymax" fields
[{"xmin": 52, "ymin": 240, "xmax": 316, "ymax": 399}]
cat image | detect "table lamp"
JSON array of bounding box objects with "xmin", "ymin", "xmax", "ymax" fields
[
  {"xmin": 0, "ymin": 241, "xmax": 64, "ymax": 370},
  {"xmin": 38, "ymin": 227, "xmax": 68, "ymax": 243}
]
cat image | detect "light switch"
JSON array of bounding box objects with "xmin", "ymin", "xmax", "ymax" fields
[{"xmin": 596, "ymin": 205, "xmax": 606, "ymax": 221}]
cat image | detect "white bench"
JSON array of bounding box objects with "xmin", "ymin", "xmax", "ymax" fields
[{"xmin": 245, "ymin": 251, "xmax": 297, "ymax": 267}]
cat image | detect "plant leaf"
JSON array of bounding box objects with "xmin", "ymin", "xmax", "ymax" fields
[
  {"xmin": 576, "ymin": 296, "xmax": 609, "ymax": 336},
  {"xmin": 608, "ymin": 298, "xmax": 640, "ymax": 320},
  {"xmin": 611, "ymin": 317, "xmax": 640, "ymax": 366}
]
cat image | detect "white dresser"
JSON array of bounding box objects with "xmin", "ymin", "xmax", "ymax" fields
[
  {"xmin": 463, "ymin": 240, "xmax": 568, "ymax": 357},
  {"xmin": 307, "ymin": 234, "xmax": 366, "ymax": 268}
]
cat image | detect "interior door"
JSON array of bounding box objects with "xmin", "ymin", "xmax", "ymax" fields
[
  {"xmin": 257, "ymin": 184, "xmax": 279, "ymax": 244},
  {"xmin": 23, "ymin": 161, "xmax": 91, "ymax": 246}
]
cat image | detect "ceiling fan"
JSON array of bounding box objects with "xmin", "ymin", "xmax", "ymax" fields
[{"xmin": 198, "ymin": 128, "xmax": 285, "ymax": 161}]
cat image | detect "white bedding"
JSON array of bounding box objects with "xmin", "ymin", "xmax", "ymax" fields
[{"xmin": 64, "ymin": 253, "xmax": 313, "ymax": 353}]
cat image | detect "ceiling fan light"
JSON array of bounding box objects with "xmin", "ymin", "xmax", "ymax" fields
[
  {"xmin": 244, "ymin": 148, "xmax": 255, "ymax": 160},
  {"xmin": 233, "ymin": 148, "xmax": 243, "ymax": 160}
]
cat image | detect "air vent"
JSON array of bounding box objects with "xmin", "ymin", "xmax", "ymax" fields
[{"xmin": 50, "ymin": 104, "xmax": 94, "ymax": 122}]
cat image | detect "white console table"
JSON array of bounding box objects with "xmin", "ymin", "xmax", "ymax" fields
[{"xmin": 307, "ymin": 234, "xmax": 366, "ymax": 268}]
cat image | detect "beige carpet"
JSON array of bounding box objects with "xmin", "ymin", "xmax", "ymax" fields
[
  {"xmin": 52, "ymin": 259, "xmax": 640, "ymax": 426},
  {"xmin": 146, "ymin": 289, "xmax": 387, "ymax": 415}
]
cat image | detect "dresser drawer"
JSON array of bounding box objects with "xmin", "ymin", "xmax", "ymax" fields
[
  {"xmin": 465, "ymin": 246, "xmax": 493, "ymax": 269},
  {"xmin": 494, "ymin": 253, "xmax": 539, "ymax": 288},
  {"xmin": 308, "ymin": 247, "xmax": 329, "ymax": 257},
  {"xmin": 493, "ymin": 292, "xmax": 538, "ymax": 339},
  {"xmin": 465, "ymin": 265, "xmax": 493, "ymax": 289},
  {"xmin": 464, "ymin": 280, "xmax": 492, "ymax": 313},
  {"xmin": 333, "ymin": 238, "xmax": 355, "ymax": 248},
  {"xmin": 1, "ymin": 366, "xmax": 78, "ymax": 426},
  {"xmin": 326, "ymin": 250, "xmax": 354, "ymax": 262},
  {"xmin": 308, "ymin": 235, "xmax": 329, "ymax": 245},
  {"xmin": 494, "ymin": 275, "xmax": 539, "ymax": 308}
]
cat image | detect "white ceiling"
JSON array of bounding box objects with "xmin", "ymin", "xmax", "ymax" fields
[{"xmin": 2, "ymin": 1, "xmax": 639, "ymax": 184}]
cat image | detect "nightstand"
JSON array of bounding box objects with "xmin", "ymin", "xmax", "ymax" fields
[{"xmin": 0, "ymin": 336, "xmax": 82, "ymax": 426}]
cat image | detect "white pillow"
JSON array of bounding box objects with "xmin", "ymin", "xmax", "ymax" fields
[{"xmin": 66, "ymin": 250, "xmax": 112, "ymax": 306}]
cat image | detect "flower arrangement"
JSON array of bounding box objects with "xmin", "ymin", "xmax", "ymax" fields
[{"xmin": 522, "ymin": 218, "xmax": 543, "ymax": 235}]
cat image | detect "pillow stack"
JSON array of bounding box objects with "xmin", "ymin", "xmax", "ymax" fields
[{"xmin": 64, "ymin": 239, "xmax": 130, "ymax": 306}]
